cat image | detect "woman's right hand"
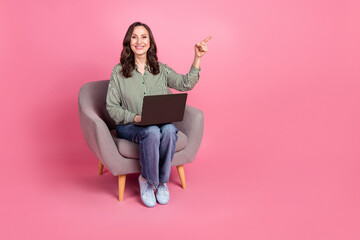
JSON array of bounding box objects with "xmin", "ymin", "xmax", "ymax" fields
[{"xmin": 134, "ymin": 115, "xmax": 142, "ymax": 123}]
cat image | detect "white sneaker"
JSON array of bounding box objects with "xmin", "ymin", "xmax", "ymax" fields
[
  {"xmin": 156, "ymin": 183, "xmax": 170, "ymax": 205},
  {"xmin": 138, "ymin": 175, "xmax": 156, "ymax": 208}
]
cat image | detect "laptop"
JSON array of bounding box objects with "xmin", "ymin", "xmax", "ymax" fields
[{"xmin": 135, "ymin": 93, "xmax": 188, "ymax": 126}]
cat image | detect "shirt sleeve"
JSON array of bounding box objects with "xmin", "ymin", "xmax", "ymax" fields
[
  {"xmin": 164, "ymin": 63, "xmax": 201, "ymax": 91},
  {"xmin": 106, "ymin": 67, "xmax": 137, "ymax": 125}
]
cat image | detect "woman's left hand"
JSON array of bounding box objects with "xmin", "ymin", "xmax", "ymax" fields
[{"xmin": 195, "ymin": 35, "xmax": 213, "ymax": 58}]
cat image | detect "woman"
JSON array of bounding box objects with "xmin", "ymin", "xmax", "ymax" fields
[{"xmin": 106, "ymin": 22, "xmax": 212, "ymax": 207}]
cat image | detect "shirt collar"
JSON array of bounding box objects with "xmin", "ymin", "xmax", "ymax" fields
[{"xmin": 135, "ymin": 63, "xmax": 149, "ymax": 69}]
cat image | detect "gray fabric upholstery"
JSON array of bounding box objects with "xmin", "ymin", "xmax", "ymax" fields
[
  {"xmin": 110, "ymin": 129, "xmax": 188, "ymax": 159},
  {"xmin": 78, "ymin": 80, "xmax": 204, "ymax": 176}
]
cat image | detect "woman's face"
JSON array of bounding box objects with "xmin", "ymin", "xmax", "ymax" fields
[{"xmin": 130, "ymin": 26, "xmax": 150, "ymax": 57}]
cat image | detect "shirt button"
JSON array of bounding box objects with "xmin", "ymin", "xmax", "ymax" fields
[{"xmin": 144, "ymin": 92, "xmax": 146, "ymax": 94}]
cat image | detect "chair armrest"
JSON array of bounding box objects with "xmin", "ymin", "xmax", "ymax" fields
[
  {"xmin": 173, "ymin": 104, "xmax": 204, "ymax": 163},
  {"xmin": 78, "ymin": 97, "xmax": 127, "ymax": 175}
]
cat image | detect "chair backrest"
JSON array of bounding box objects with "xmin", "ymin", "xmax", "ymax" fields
[
  {"xmin": 79, "ymin": 80, "xmax": 174, "ymax": 130},
  {"xmin": 79, "ymin": 80, "xmax": 116, "ymax": 130}
]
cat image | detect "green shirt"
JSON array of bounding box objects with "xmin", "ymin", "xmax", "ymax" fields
[{"xmin": 106, "ymin": 61, "xmax": 201, "ymax": 125}]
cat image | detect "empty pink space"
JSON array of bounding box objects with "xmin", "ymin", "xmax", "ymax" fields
[{"xmin": 1, "ymin": 0, "xmax": 360, "ymax": 239}]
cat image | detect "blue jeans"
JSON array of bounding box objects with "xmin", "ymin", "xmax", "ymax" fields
[{"xmin": 116, "ymin": 123, "xmax": 178, "ymax": 187}]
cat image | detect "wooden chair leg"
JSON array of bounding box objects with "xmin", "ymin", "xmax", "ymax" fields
[
  {"xmin": 98, "ymin": 161, "xmax": 104, "ymax": 175},
  {"xmin": 118, "ymin": 175, "xmax": 126, "ymax": 201},
  {"xmin": 176, "ymin": 165, "xmax": 187, "ymax": 189}
]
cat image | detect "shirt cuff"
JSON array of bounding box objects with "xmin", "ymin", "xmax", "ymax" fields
[
  {"xmin": 190, "ymin": 64, "xmax": 201, "ymax": 73},
  {"xmin": 125, "ymin": 111, "xmax": 137, "ymax": 124}
]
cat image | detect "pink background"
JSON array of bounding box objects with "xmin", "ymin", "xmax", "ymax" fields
[{"xmin": 1, "ymin": 0, "xmax": 360, "ymax": 239}]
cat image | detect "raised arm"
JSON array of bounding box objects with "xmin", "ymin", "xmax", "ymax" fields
[
  {"xmin": 165, "ymin": 35, "xmax": 213, "ymax": 92},
  {"xmin": 164, "ymin": 63, "xmax": 201, "ymax": 92}
]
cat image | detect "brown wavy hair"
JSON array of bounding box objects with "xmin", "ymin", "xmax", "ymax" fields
[{"xmin": 119, "ymin": 22, "xmax": 160, "ymax": 78}]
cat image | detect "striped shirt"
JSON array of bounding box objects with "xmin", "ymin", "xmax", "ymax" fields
[{"xmin": 106, "ymin": 61, "xmax": 201, "ymax": 125}]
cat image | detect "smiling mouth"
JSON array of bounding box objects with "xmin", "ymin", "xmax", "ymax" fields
[{"xmin": 135, "ymin": 46, "xmax": 144, "ymax": 49}]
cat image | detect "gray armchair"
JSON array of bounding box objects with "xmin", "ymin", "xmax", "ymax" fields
[{"xmin": 78, "ymin": 80, "xmax": 204, "ymax": 201}]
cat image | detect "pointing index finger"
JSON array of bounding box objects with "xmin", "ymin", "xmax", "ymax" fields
[{"xmin": 201, "ymin": 35, "xmax": 213, "ymax": 43}]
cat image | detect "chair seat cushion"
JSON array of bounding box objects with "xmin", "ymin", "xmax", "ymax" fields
[{"xmin": 110, "ymin": 129, "xmax": 188, "ymax": 159}]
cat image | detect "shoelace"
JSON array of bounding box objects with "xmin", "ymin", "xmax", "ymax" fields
[
  {"xmin": 157, "ymin": 184, "xmax": 169, "ymax": 196},
  {"xmin": 142, "ymin": 184, "xmax": 155, "ymax": 200}
]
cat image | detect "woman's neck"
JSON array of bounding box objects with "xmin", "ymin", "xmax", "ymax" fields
[{"xmin": 135, "ymin": 56, "xmax": 147, "ymax": 67}]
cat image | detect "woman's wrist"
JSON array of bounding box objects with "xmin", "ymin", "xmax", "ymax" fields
[{"xmin": 192, "ymin": 56, "xmax": 201, "ymax": 69}]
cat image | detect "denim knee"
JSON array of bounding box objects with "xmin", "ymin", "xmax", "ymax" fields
[
  {"xmin": 160, "ymin": 124, "xmax": 178, "ymax": 141},
  {"xmin": 141, "ymin": 126, "xmax": 161, "ymax": 143},
  {"xmin": 161, "ymin": 124, "xmax": 178, "ymax": 135}
]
